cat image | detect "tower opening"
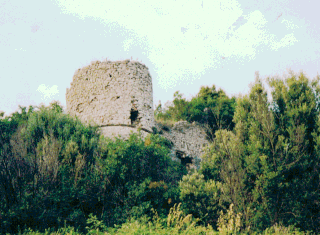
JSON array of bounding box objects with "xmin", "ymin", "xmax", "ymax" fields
[
  {"xmin": 130, "ymin": 109, "xmax": 139, "ymax": 125},
  {"xmin": 181, "ymin": 156, "xmax": 192, "ymax": 166},
  {"xmin": 175, "ymin": 150, "xmax": 192, "ymax": 166}
]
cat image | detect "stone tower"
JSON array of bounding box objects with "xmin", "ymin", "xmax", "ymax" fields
[
  {"xmin": 66, "ymin": 59, "xmax": 155, "ymax": 139},
  {"xmin": 66, "ymin": 58, "xmax": 210, "ymax": 170}
]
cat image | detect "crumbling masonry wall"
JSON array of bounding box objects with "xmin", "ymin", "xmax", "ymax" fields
[
  {"xmin": 155, "ymin": 121, "xmax": 209, "ymax": 169},
  {"xmin": 66, "ymin": 59, "xmax": 154, "ymax": 139}
]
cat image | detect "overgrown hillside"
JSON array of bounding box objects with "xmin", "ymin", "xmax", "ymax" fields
[
  {"xmin": 1, "ymin": 70, "xmax": 319, "ymax": 234},
  {"xmin": 0, "ymin": 102, "xmax": 187, "ymax": 234}
]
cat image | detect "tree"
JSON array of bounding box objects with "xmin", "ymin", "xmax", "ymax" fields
[
  {"xmin": 153, "ymin": 86, "xmax": 236, "ymax": 140},
  {"xmin": 179, "ymin": 171, "xmax": 223, "ymax": 228},
  {"xmin": 199, "ymin": 70, "xmax": 320, "ymax": 233},
  {"xmin": 187, "ymin": 85, "xmax": 236, "ymax": 140}
]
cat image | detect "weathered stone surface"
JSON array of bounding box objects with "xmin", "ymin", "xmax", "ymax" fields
[
  {"xmin": 66, "ymin": 59, "xmax": 154, "ymax": 133},
  {"xmin": 154, "ymin": 121, "xmax": 209, "ymax": 170},
  {"xmin": 66, "ymin": 58, "xmax": 209, "ymax": 169}
]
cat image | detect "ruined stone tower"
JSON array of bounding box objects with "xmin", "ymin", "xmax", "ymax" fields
[
  {"xmin": 66, "ymin": 59, "xmax": 154, "ymax": 139},
  {"xmin": 66, "ymin": 58, "xmax": 209, "ymax": 170}
]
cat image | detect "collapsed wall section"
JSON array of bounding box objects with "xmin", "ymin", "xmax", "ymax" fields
[
  {"xmin": 156, "ymin": 121, "xmax": 209, "ymax": 169},
  {"xmin": 66, "ymin": 59, "xmax": 155, "ymax": 138}
]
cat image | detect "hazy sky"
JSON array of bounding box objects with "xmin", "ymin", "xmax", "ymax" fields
[{"xmin": 1, "ymin": 0, "xmax": 319, "ymax": 116}]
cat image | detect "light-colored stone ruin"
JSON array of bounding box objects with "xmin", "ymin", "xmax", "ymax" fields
[
  {"xmin": 66, "ymin": 59, "xmax": 154, "ymax": 139},
  {"xmin": 66, "ymin": 58, "xmax": 209, "ymax": 169},
  {"xmin": 155, "ymin": 121, "xmax": 209, "ymax": 170}
]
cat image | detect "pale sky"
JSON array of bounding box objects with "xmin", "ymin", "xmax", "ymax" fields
[{"xmin": 1, "ymin": 0, "xmax": 319, "ymax": 116}]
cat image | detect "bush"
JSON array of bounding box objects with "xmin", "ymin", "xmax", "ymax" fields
[{"xmin": 0, "ymin": 102, "xmax": 187, "ymax": 233}]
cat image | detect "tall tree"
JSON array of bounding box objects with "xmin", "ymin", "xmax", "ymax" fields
[
  {"xmin": 200, "ymin": 71, "xmax": 320, "ymax": 232},
  {"xmin": 187, "ymin": 85, "xmax": 236, "ymax": 140}
]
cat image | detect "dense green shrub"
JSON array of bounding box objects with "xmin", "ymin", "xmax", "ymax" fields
[
  {"xmin": 179, "ymin": 172, "xmax": 223, "ymax": 229},
  {"xmin": 2, "ymin": 69, "xmax": 320, "ymax": 234},
  {"xmin": 0, "ymin": 101, "xmax": 101, "ymax": 233},
  {"xmin": 93, "ymin": 132, "xmax": 187, "ymax": 227},
  {"xmin": 9, "ymin": 203, "xmax": 314, "ymax": 234},
  {"xmin": 186, "ymin": 85, "xmax": 236, "ymax": 140},
  {"xmin": 0, "ymin": 101, "xmax": 186, "ymax": 234},
  {"xmin": 198, "ymin": 71, "xmax": 320, "ymax": 233},
  {"xmin": 154, "ymin": 86, "xmax": 236, "ymax": 140}
]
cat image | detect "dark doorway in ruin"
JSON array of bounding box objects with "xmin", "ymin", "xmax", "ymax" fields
[
  {"xmin": 181, "ymin": 156, "xmax": 192, "ymax": 166},
  {"xmin": 130, "ymin": 109, "xmax": 139, "ymax": 125},
  {"xmin": 175, "ymin": 150, "xmax": 193, "ymax": 167}
]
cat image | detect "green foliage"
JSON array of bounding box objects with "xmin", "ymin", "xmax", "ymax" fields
[
  {"xmin": 93, "ymin": 132, "xmax": 187, "ymax": 226},
  {"xmin": 0, "ymin": 101, "xmax": 101, "ymax": 233},
  {"xmin": 86, "ymin": 213, "xmax": 108, "ymax": 234},
  {"xmin": 108, "ymin": 203, "xmax": 216, "ymax": 235},
  {"xmin": 2, "ymin": 70, "xmax": 320, "ymax": 234},
  {"xmin": 154, "ymin": 91, "xmax": 189, "ymax": 123},
  {"xmin": 199, "ymin": 129, "xmax": 250, "ymax": 230},
  {"xmin": 179, "ymin": 172, "xmax": 223, "ymax": 228},
  {"xmin": 217, "ymin": 203, "xmax": 243, "ymax": 234},
  {"xmin": 8, "ymin": 205, "xmax": 313, "ymax": 234},
  {"xmin": 154, "ymin": 86, "xmax": 236, "ymax": 140},
  {"xmin": 0, "ymin": 101, "xmax": 186, "ymax": 234},
  {"xmin": 197, "ymin": 70, "xmax": 320, "ymax": 233},
  {"xmin": 186, "ymin": 85, "xmax": 236, "ymax": 140}
]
